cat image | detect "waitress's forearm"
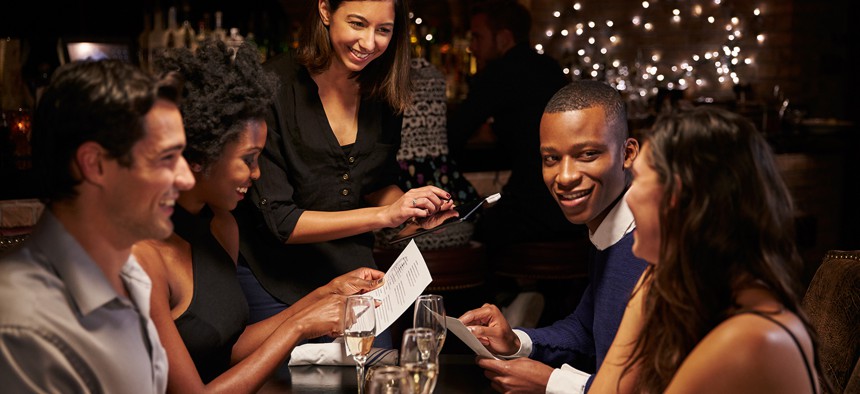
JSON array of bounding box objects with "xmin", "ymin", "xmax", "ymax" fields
[{"xmin": 286, "ymin": 207, "xmax": 391, "ymax": 244}]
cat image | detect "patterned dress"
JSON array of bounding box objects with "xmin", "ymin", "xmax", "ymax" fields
[{"xmin": 375, "ymin": 58, "xmax": 479, "ymax": 250}]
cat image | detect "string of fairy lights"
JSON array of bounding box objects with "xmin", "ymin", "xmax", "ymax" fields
[
  {"xmin": 410, "ymin": 0, "xmax": 767, "ymax": 106},
  {"xmin": 534, "ymin": 0, "xmax": 765, "ymax": 102}
]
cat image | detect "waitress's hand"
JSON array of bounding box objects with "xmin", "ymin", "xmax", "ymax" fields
[{"xmin": 381, "ymin": 186, "xmax": 457, "ymax": 228}]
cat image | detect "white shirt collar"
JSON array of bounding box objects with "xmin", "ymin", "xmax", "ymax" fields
[{"xmin": 589, "ymin": 190, "xmax": 636, "ymax": 251}]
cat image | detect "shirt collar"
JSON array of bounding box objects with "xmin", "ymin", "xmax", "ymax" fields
[
  {"xmin": 589, "ymin": 190, "xmax": 636, "ymax": 251},
  {"xmin": 31, "ymin": 211, "xmax": 132, "ymax": 316}
]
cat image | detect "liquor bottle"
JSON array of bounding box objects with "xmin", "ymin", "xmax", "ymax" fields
[
  {"xmin": 179, "ymin": 2, "xmax": 196, "ymax": 50},
  {"xmin": 148, "ymin": 8, "xmax": 166, "ymax": 61},
  {"xmin": 138, "ymin": 13, "xmax": 151, "ymax": 70},
  {"xmin": 212, "ymin": 11, "xmax": 227, "ymax": 43},
  {"xmin": 196, "ymin": 13, "xmax": 211, "ymax": 46},
  {"xmin": 164, "ymin": 6, "xmax": 181, "ymax": 48},
  {"xmin": 226, "ymin": 28, "xmax": 244, "ymax": 53}
]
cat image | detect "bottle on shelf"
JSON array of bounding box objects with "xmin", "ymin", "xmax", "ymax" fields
[
  {"xmin": 164, "ymin": 6, "xmax": 182, "ymax": 49},
  {"xmin": 148, "ymin": 8, "xmax": 166, "ymax": 61},
  {"xmin": 212, "ymin": 11, "xmax": 227, "ymax": 43},
  {"xmin": 138, "ymin": 13, "xmax": 152, "ymax": 71}
]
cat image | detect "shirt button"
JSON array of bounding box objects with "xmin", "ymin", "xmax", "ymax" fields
[
  {"xmin": 348, "ymin": 156, "xmax": 355, "ymax": 164},
  {"xmin": 341, "ymin": 189, "xmax": 349, "ymax": 196},
  {"xmin": 260, "ymin": 198, "xmax": 268, "ymax": 205},
  {"xmin": 342, "ymin": 173, "xmax": 349, "ymax": 180}
]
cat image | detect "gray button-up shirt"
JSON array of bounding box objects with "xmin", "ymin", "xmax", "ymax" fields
[{"xmin": 0, "ymin": 211, "xmax": 168, "ymax": 393}]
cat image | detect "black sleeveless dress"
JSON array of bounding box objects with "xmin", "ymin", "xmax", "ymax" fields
[{"xmin": 172, "ymin": 205, "xmax": 250, "ymax": 383}]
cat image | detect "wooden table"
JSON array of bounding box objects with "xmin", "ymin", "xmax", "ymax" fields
[{"xmin": 260, "ymin": 354, "xmax": 494, "ymax": 393}]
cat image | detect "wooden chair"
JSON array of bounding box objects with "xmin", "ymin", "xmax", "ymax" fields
[
  {"xmin": 801, "ymin": 250, "xmax": 860, "ymax": 393},
  {"xmin": 373, "ymin": 241, "xmax": 487, "ymax": 292}
]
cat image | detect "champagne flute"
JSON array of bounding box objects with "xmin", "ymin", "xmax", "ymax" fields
[
  {"xmin": 413, "ymin": 294, "xmax": 446, "ymax": 357},
  {"xmin": 400, "ymin": 328, "xmax": 438, "ymax": 394},
  {"xmin": 344, "ymin": 295, "xmax": 376, "ymax": 394},
  {"xmin": 366, "ymin": 366, "xmax": 413, "ymax": 394}
]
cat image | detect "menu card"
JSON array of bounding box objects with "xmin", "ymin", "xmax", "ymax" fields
[{"xmin": 365, "ymin": 239, "xmax": 432, "ymax": 334}]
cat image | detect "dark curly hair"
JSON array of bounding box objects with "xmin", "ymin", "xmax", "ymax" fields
[{"xmin": 154, "ymin": 39, "xmax": 278, "ymax": 172}]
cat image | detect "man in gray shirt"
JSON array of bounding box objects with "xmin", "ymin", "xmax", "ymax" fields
[{"xmin": 0, "ymin": 60, "xmax": 195, "ymax": 393}]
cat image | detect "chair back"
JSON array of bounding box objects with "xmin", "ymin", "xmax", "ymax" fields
[{"xmin": 801, "ymin": 250, "xmax": 860, "ymax": 393}]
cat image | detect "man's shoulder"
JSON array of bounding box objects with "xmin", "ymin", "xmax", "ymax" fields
[{"xmin": 0, "ymin": 252, "xmax": 59, "ymax": 322}]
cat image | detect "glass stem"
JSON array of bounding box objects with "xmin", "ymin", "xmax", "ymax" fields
[{"xmin": 356, "ymin": 361, "xmax": 365, "ymax": 394}]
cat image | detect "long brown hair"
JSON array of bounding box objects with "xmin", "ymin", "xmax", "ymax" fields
[
  {"xmin": 624, "ymin": 107, "xmax": 826, "ymax": 392},
  {"xmin": 295, "ymin": 0, "xmax": 412, "ymax": 112}
]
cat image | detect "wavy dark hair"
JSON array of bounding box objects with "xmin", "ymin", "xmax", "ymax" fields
[
  {"xmin": 295, "ymin": 0, "xmax": 412, "ymax": 112},
  {"xmin": 153, "ymin": 39, "xmax": 278, "ymax": 172},
  {"xmin": 624, "ymin": 106, "xmax": 826, "ymax": 392},
  {"xmin": 32, "ymin": 59, "xmax": 182, "ymax": 202}
]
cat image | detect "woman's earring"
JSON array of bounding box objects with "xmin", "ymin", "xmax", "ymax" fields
[{"xmin": 191, "ymin": 163, "xmax": 203, "ymax": 173}]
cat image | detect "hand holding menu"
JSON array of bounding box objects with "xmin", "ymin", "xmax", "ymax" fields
[
  {"xmin": 364, "ymin": 240, "xmax": 432, "ymax": 335},
  {"xmin": 445, "ymin": 316, "xmax": 499, "ymax": 359}
]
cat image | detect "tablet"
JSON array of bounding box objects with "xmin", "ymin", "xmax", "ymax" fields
[{"xmin": 387, "ymin": 193, "xmax": 501, "ymax": 245}]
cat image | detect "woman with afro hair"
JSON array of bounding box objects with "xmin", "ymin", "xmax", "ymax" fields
[{"xmin": 133, "ymin": 39, "xmax": 385, "ymax": 393}]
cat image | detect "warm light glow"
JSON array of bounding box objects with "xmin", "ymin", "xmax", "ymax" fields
[
  {"xmin": 609, "ymin": 35, "xmax": 618, "ymax": 43},
  {"xmin": 588, "ymin": 37, "xmax": 596, "ymax": 45},
  {"xmin": 546, "ymin": 30, "xmax": 554, "ymax": 37},
  {"xmin": 673, "ymin": 9, "xmax": 680, "ymax": 15},
  {"xmin": 415, "ymin": 17, "xmax": 422, "ymax": 25},
  {"xmin": 754, "ymin": 8, "xmax": 761, "ymax": 16},
  {"xmin": 563, "ymin": 67, "xmax": 570, "ymax": 74},
  {"xmin": 672, "ymin": 15, "xmax": 681, "ymax": 23},
  {"xmin": 612, "ymin": 59, "xmax": 621, "ymax": 67},
  {"xmin": 693, "ymin": 5, "xmax": 703, "ymax": 16},
  {"xmin": 561, "ymin": 29, "xmax": 569, "ymax": 36},
  {"xmin": 651, "ymin": 54, "xmax": 660, "ymax": 62},
  {"xmin": 425, "ymin": 34, "xmax": 433, "ymax": 41},
  {"xmin": 731, "ymin": 17, "xmax": 739, "ymax": 25},
  {"xmin": 632, "ymin": 16, "xmax": 641, "ymax": 26},
  {"xmin": 642, "ymin": 1, "xmax": 650, "ymax": 9},
  {"xmin": 644, "ymin": 22, "xmax": 653, "ymax": 31},
  {"xmin": 553, "ymin": 11, "xmax": 561, "ymax": 18},
  {"xmin": 606, "ymin": 20, "xmax": 614, "ymax": 27},
  {"xmin": 600, "ymin": 47, "xmax": 608, "ymax": 54},
  {"xmin": 757, "ymin": 34, "xmax": 766, "ymax": 43},
  {"xmin": 708, "ymin": 16, "xmax": 715, "ymax": 23},
  {"xmin": 588, "ymin": 21, "xmax": 596, "ymax": 28},
  {"xmin": 535, "ymin": 44, "xmax": 543, "ymax": 51},
  {"xmin": 578, "ymin": 49, "xmax": 586, "ymax": 56},
  {"xmin": 573, "ymin": 2, "xmax": 582, "ymax": 11}
]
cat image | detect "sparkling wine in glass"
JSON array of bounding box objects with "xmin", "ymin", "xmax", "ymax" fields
[
  {"xmin": 400, "ymin": 327, "xmax": 438, "ymax": 394},
  {"xmin": 413, "ymin": 294, "xmax": 446, "ymax": 357},
  {"xmin": 344, "ymin": 295, "xmax": 376, "ymax": 394},
  {"xmin": 366, "ymin": 365, "xmax": 413, "ymax": 394}
]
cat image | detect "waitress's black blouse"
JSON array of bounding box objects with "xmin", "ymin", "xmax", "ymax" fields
[{"xmin": 235, "ymin": 52, "xmax": 402, "ymax": 305}]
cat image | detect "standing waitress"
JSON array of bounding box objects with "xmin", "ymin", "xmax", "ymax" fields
[{"xmin": 235, "ymin": 0, "xmax": 455, "ymax": 346}]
